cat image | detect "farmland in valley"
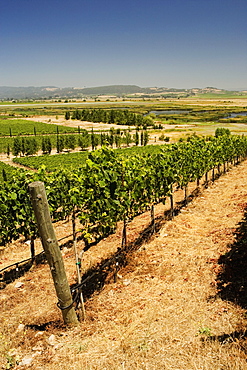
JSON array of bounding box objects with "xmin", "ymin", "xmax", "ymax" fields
[{"xmin": 1, "ymin": 97, "xmax": 247, "ymax": 369}]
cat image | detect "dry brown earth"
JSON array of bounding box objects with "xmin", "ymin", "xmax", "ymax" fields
[
  {"xmin": 24, "ymin": 115, "xmax": 194, "ymax": 133},
  {"xmin": 1, "ymin": 161, "xmax": 247, "ymax": 369}
]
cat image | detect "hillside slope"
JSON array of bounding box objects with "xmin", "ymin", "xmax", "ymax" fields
[{"xmin": 1, "ymin": 161, "xmax": 247, "ymax": 369}]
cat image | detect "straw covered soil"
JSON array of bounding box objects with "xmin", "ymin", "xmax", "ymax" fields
[{"xmin": 1, "ymin": 161, "xmax": 247, "ymax": 369}]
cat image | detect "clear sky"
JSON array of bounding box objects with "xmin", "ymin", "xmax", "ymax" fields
[{"xmin": 1, "ymin": 0, "xmax": 246, "ymax": 89}]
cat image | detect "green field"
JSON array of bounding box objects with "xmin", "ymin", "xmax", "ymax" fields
[
  {"xmin": 13, "ymin": 151, "xmax": 89, "ymax": 171},
  {"xmin": 0, "ymin": 118, "xmax": 77, "ymax": 136},
  {"xmin": 0, "ymin": 161, "xmax": 20, "ymax": 181},
  {"xmin": 13, "ymin": 144, "xmax": 166, "ymax": 171}
]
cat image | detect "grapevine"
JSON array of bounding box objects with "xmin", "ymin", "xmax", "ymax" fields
[{"xmin": 1, "ymin": 134, "xmax": 247, "ymax": 247}]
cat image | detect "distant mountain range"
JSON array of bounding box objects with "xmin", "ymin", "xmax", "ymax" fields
[{"xmin": 0, "ymin": 85, "xmax": 246, "ymax": 100}]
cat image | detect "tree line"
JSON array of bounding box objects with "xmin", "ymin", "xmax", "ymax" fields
[
  {"xmin": 65, "ymin": 108, "xmax": 154, "ymax": 128},
  {"xmin": 8, "ymin": 127, "xmax": 149, "ymax": 157}
]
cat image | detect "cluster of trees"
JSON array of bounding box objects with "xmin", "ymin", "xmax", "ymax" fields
[
  {"xmin": 11, "ymin": 134, "xmax": 87, "ymax": 157},
  {"xmin": 89, "ymin": 128, "xmax": 149, "ymax": 150},
  {"xmin": 65, "ymin": 108, "xmax": 154, "ymax": 128},
  {"xmin": 57, "ymin": 134, "xmax": 78, "ymax": 152},
  {"xmin": 41, "ymin": 137, "xmax": 52, "ymax": 154},
  {"xmin": 12, "ymin": 137, "xmax": 38, "ymax": 157},
  {"xmin": 91, "ymin": 128, "xmax": 148, "ymax": 149},
  {"xmin": 9, "ymin": 128, "xmax": 149, "ymax": 157}
]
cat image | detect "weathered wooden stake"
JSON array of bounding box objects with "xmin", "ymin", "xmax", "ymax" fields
[
  {"xmin": 121, "ymin": 216, "xmax": 127, "ymax": 249},
  {"xmin": 150, "ymin": 204, "xmax": 155, "ymax": 234},
  {"xmin": 30, "ymin": 236, "xmax": 35, "ymax": 263},
  {"xmin": 184, "ymin": 185, "xmax": 188, "ymax": 204},
  {"xmin": 72, "ymin": 210, "xmax": 86, "ymax": 321},
  {"xmin": 217, "ymin": 164, "xmax": 221, "ymax": 176},
  {"xmin": 170, "ymin": 192, "xmax": 174, "ymax": 219},
  {"xmin": 28, "ymin": 181, "xmax": 79, "ymax": 325},
  {"xmin": 205, "ymin": 171, "xmax": 208, "ymax": 187}
]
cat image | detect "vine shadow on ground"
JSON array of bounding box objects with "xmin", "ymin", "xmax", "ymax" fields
[
  {"xmin": 73, "ymin": 186, "xmax": 202, "ymax": 302},
  {"xmin": 204, "ymin": 208, "xmax": 247, "ymax": 348},
  {"xmin": 216, "ymin": 208, "xmax": 247, "ymax": 309},
  {"xmin": 0, "ymin": 252, "xmax": 46, "ymax": 288}
]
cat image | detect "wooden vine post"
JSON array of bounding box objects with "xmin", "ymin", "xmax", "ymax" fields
[
  {"xmin": 170, "ymin": 190, "xmax": 174, "ymax": 219},
  {"xmin": 72, "ymin": 209, "xmax": 86, "ymax": 320},
  {"xmin": 150, "ymin": 204, "xmax": 155, "ymax": 234},
  {"xmin": 28, "ymin": 181, "xmax": 79, "ymax": 325}
]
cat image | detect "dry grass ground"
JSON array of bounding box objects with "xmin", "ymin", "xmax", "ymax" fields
[
  {"xmin": 1, "ymin": 161, "xmax": 247, "ymax": 369},
  {"xmin": 25, "ymin": 115, "xmax": 132, "ymax": 131},
  {"xmin": 177, "ymin": 97, "xmax": 247, "ymax": 107}
]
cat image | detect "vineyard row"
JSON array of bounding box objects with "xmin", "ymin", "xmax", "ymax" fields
[{"xmin": 0, "ymin": 133, "xmax": 246, "ymax": 248}]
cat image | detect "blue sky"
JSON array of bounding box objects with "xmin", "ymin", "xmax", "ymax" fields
[{"xmin": 1, "ymin": 0, "xmax": 246, "ymax": 89}]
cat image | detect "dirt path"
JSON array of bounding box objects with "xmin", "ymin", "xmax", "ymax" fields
[{"xmin": 1, "ymin": 161, "xmax": 247, "ymax": 369}]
